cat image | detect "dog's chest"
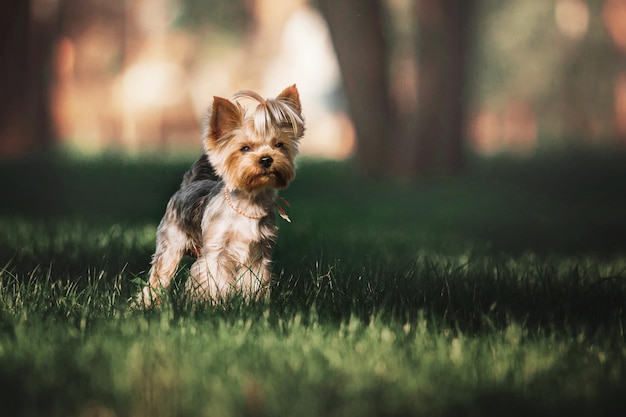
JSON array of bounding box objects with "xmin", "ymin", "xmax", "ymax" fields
[{"xmin": 202, "ymin": 196, "xmax": 276, "ymax": 260}]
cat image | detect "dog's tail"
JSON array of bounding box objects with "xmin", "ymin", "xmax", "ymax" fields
[{"xmin": 181, "ymin": 154, "xmax": 221, "ymax": 186}]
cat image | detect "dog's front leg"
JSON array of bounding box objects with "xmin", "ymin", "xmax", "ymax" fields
[
  {"xmin": 187, "ymin": 255, "xmax": 233, "ymax": 303},
  {"xmin": 237, "ymin": 257, "xmax": 272, "ymax": 300},
  {"xmin": 141, "ymin": 223, "xmax": 187, "ymax": 306}
]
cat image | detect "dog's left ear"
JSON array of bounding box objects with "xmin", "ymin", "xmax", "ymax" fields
[{"xmin": 277, "ymin": 84, "xmax": 302, "ymax": 114}]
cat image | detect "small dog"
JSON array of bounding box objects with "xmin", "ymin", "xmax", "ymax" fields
[{"xmin": 141, "ymin": 85, "xmax": 304, "ymax": 305}]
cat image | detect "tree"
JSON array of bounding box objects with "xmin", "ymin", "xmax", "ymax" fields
[
  {"xmin": 317, "ymin": 0, "xmax": 475, "ymax": 177},
  {"xmin": 0, "ymin": 0, "xmax": 56, "ymax": 156},
  {"xmin": 316, "ymin": 0, "xmax": 392, "ymax": 177},
  {"xmin": 412, "ymin": 0, "xmax": 475, "ymax": 175}
]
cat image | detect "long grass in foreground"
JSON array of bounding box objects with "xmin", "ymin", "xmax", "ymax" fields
[{"xmin": 0, "ymin": 151, "xmax": 625, "ymax": 416}]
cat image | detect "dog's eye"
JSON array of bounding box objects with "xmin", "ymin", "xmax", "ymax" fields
[
  {"xmin": 274, "ymin": 142, "xmax": 284, "ymax": 149},
  {"xmin": 240, "ymin": 145, "xmax": 251, "ymax": 153}
]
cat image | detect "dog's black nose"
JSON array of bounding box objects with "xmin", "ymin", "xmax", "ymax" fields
[{"xmin": 259, "ymin": 156, "xmax": 273, "ymax": 168}]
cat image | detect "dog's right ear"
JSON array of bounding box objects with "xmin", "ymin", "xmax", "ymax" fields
[{"xmin": 205, "ymin": 96, "xmax": 242, "ymax": 147}]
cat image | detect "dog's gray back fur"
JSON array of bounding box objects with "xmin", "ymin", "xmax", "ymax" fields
[{"xmin": 182, "ymin": 154, "xmax": 221, "ymax": 185}]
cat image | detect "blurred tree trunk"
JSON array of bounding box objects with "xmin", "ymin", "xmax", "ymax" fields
[
  {"xmin": 318, "ymin": 0, "xmax": 475, "ymax": 177},
  {"xmin": 0, "ymin": 0, "xmax": 57, "ymax": 157},
  {"xmin": 411, "ymin": 0, "xmax": 475, "ymax": 176},
  {"xmin": 317, "ymin": 0, "xmax": 392, "ymax": 177}
]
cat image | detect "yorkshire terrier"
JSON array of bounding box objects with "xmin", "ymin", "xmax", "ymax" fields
[{"xmin": 140, "ymin": 85, "xmax": 304, "ymax": 305}]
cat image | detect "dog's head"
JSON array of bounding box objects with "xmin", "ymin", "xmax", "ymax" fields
[{"xmin": 203, "ymin": 85, "xmax": 305, "ymax": 194}]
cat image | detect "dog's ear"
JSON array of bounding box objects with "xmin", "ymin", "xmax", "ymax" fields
[
  {"xmin": 277, "ymin": 84, "xmax": 301, "ymax": 114},
  {"xmin": 206, "ymin": 96, "xmax": 242, "ymax": 144}
]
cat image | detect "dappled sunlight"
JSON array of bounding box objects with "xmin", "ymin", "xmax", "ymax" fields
[
  {"xmin": 603, "ymin": 0, "xmax": 626, "ymax": 51},
  {"xmin": 47, "ymin": 0, "xmax": 352, "ymax": 158},
  {"xmin": 118, "ymin": 61, "xmax": 187, "ymax": 109},
  {"xmin": 47, "ymin": 0, "xmax": 621, "ymax": 160},
  {"xmin": 469, "ymin": 100, "xmax": 537, "ymax": 156},
  {"xmin": 555, "ymin": 0, "xmax": 589, "ymax": 40},
  {"xmin": 6, "ymin": 0, "xmax": 626, "ymax": 161},
  {"xmin": 467, "ymin": 0, "xmax": 625, "ymax": 156}
]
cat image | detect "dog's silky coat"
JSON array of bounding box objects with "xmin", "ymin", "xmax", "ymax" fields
[{"xmin": 141, "ymin": 85, "xmax": 304, "ymax": 305}]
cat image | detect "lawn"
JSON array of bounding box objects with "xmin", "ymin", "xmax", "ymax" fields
[{"xmin": 0, "ymin": 150, "xmax": 625, "ymax": 417}]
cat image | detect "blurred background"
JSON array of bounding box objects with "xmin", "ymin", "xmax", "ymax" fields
[{"xmin": 1, "ymin": 0, "xmax": 626, "ymax": 177}]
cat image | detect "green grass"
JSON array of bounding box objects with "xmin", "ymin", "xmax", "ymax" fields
[{"xmin": 1, "ymin": 150, "xmax": 625, "ymax": 416}]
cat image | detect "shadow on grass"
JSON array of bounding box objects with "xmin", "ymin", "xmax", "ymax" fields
[
  {"xmin": 1, "ymin": 149, "xmax": 625, "ymax": 254},
  {"xmin": 0, "ymin": 151, "xmax": 188, "ymax": 221}
]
